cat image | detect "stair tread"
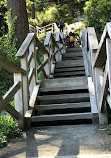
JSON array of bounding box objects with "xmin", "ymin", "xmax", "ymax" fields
[
  {"xmin": 34, "ymin": 102, "xmax": 91, "ymax": 110},
  {"xmin": 63, "ymin": 53, "xmax": 83, "ymax": 58},
  {"xmin": 31, "ymin": 112, "xmax": 92, "ymax": 122},
  {"xmin": 37, "ymin": 93, "xmax": 89, "ymax": 100},
  {"xmin": 54, "ymin": 71, "xmax": 85, "ymax": 77},
  {"xmin": 40, "ymin": 76, "xmax": 88, "ymax": 88},
  {"xmin": 39, "ymin": 85, "xmax": 88, "ymax": 93},
  {"xmin": 55, "ymin": 60, "xmax": 84, "ymax": 68},
  {"xmin": 66, "ymin": 48, "xmax": 82, "ymax": 52},
  {"xmin": 55, "ymin": 67, "xmax": 85, "ymax": 72}
]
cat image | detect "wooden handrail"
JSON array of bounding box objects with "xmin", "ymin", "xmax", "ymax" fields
[
  {"xmin": 16, "ymin": 33, "xmax": 35, "ymax": 58},
  {"xmin": 0, "ymin": 81, "xmax": 20, "ymax": 112},
  {"xmin": 82, "ymin": 22, "xmax": 111, "ymax": 125},
  {"xmin": 0, "ymin": 56, "xmax": 26, "ymax": 74},
  {"xmin": 37, "ymin": 59, "xmax": 48, "ymax": 73},
  {"xmin": 35, "ymin": 37, "xmax": 49, "ymax": 55},
  {"xmin": 0, "ymin": 23, "xmax": 66, "ymax": 128}
]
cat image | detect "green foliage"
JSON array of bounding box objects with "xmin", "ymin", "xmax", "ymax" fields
[
  {"xmin": 27, "ymin": 0, "xmax": 86, "ymax": 27},
  {"xmin": 0, "ymin": 113, "xmax": 21, "ymax": 147},
  {"xmin": 58, "ymin": 4, "xmax": 73, "ymax": 24},
  {"xmin": 5, "ymin": 10, "xmax": 19, "ymax": 64},
  {"xmin": 0, "ymin": 0, "xmax": 7, "ymax": 36},
  {"xmin": 0, "ymin": 10, "xmax": 20, "ymax": 98},
  {"xmin": 29, "ymin": 6, "xmax": 59, "ymax": 26},
  {"xmin": 84, "ymin": 0, "xmax": 111, "ymax": 40}
]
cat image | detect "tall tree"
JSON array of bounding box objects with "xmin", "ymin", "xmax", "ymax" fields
[
  {"xmin": 7, "ymin": 0, "xmax": 29, "ymax": 44},
  {"xmin": 31, "ymin": 0, "xmax": 35, "ymax": 19}
]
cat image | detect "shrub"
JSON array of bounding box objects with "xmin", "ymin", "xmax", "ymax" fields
[{"xmin": 0, "ymin": 113, "xmax": 21, "ymax": 147}]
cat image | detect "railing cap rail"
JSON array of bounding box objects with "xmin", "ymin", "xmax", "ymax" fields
[
  {"xmin": 0, "ymin": 56, "xmax": 26, "ymax": 74},
  {"xmin": 16, "ymin": 33, "xmax": 35, "ymax": 59}
]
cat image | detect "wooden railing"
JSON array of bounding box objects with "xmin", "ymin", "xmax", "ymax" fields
[
  {"xmin": 29, "ymin": 23, "xmax": 59, "ymax": 37},
  {"xmin": 82, "ymin": 22, "xmax": 111, "ymax": 125},
  {"xmin": 0, "ymin": 30, "xmax": 66, "ymax": 128}
]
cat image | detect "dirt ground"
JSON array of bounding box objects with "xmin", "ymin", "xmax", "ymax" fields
[{"xmin": 0, "ymin": 124, "xmax": 111, "ymax": 158}]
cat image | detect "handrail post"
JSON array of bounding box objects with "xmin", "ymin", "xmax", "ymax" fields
[
  {"xmin": 44, "ymin": 45, "xmax": 51, "ymax": 77},
  {"xmin": 52, "ymin": 23, "xmax": 54, "ymax": 34},
  {"xmin": 15, "ymin": 53, "xmax": 29, "ymax": 128},
  {"xmin": 14, "ymin": 73, "xmax": 24, "ymax": 128},
  {"xmin": 29, "ymin": 38, "xmax": 37, "ymax": 97}
]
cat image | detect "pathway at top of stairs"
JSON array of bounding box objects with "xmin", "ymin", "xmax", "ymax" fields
[{"xmin": 31, "ymin": 47, "xmax": 93, "ymax": 126}]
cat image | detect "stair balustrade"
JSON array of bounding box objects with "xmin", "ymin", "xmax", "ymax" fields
[
  {"xmin": 82, "ymin": 22, "xmax": 111, "ymax": 125},
  {"xmin": 29, "ymin": 23, "xmax": 59, "ymax": 37},
  {"xmin": 0, "ymin": 29, "xmax": 66, "ymax": 128}
]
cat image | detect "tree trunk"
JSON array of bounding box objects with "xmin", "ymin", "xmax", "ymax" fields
[
  {"xmin": 31, "ymin": 0, "xmax": 35, "ymax": 19},
  {"xmin": 7, "ymin": 0, "xmax": 29, "ymax": 44}
]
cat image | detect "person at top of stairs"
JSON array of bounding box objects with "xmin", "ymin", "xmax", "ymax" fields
[{"xmin": 59, "ymin": 18, "xmax": 64, "ymax": 32}]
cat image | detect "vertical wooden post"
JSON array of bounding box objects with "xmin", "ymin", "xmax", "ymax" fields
[
  {"xmin": 106, "ymin": 38, "xmax": 111, "ymax": 103},
  {"xmin": 94, "ymin": 67, "xmax": 108, "ymax": 125},
  {"xmin": 45, "ymin": 45, "xmax": 51, "ymax": 77},
  {"xmin": 20, "ymin": 53, "xmax": 29, "ymax": 116},
  {"xmin": 29, "ymin": 38, "xmax": 36, "ymax": 97},
  {"xmin": 14, "ymin": 73, "xmax": 24, "ymax": 128},
  {"xmin": 52, "ymin": 23, "xmax": 54, "ymax": 34}
]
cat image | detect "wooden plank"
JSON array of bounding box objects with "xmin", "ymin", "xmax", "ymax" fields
[
  {"xmin": 35, "ymin": 102, "xmax": 90, "ymax": 111},
  {"xmin": 87, "ymin": 27, "xmax": 98, "ymax": 50},
  {"xmin": 106, "ymin": 38, "xmax": 111, "ymax": 109},
  {"xmin": 36, "ymin": 38, "xmax": 49, "ymax": 55},
  {"xmin": 106, "ymin": 22, "xmax": 111, "ymax": 39},
  {"xmin": 55, "ymin": 32, "xmax": 63, "ymax": 43},
  {"xmin": 93, "ymin": 26, "xmax": 107, "ymax": 67},
  {"xmin": 40, "ymin": 85, "xmax": 88, "ymax": 93},
  {"xmin": 31, "ymin": 112, "xmax": 92, "ymax": 122},
  {"xmin": 52, "ymin": 35, "xmax": 59, "ymax": 49},
  {"xmin": 28, "ymin": 68, "xmax": 35, "ymax": 85},
  {"xmin": 16, "ymin": 33, "xmax": 35, "ymax": 58},
  {"xmin": 37, "ymin": 59, "xmax": 48, "ymax": 73},
  {"xmin": 44, "ymin": 32, "xmax": 52, "ymax": 46},
  {"xmin": 5, "ymin": 103, "xmax": 20, "ymax": 120},
  {"xmin": 0, "ymin": 81, "xmax": 21, "ymax": 112},
  {"xmin": 0, "ymin": 56, "xmax": 26, "ymax": 74},
  {"xmin": 28, "ymin": 51, "xmax": 34, "ymax": 67},
  {"xmin": 29, "ymin": 85, "xmax": 40, "ymax": 108},
  {"xmin": 107, "ymin": 95, "xmax": 111, "ymax": 109},
  {"xmin": 98, "ymin": 64, "xmax": 108, "ymax": 112},
  {"xmin": 36, "ymin": 54, "xmax": 48, "ymax": 79}
]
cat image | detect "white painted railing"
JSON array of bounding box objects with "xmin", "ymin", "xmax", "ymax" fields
[
  {"xmin": 82, "ymin": 22, "xmax": 111, "ymax": 125},
  {"xmin": 0, "ymin": 30, "xmax": 66, "ymax": 128},
  {"xmin": 29, "ymin": 23, "xmax": 59, "ymax": 37}
]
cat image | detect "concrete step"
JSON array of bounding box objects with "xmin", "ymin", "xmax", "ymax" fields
[
  {"xmin": 31, "ymin": 112, "xmax": 92, "ymax": 123},
  {"xmin": 40, "ymin": 77, "xmax": 88, "ymax": 88},
  {"xmin": 54, "ymin": 67, "xmax": 85, "ymax": 73},
  {"xmin": 55, "ymin": 60, "xmax": 84, "ymax": 68},
  {"xmin": 34, "ymin": 102, "xmax": 91, "ymax": 111},
  {"xmin": 37, "ymin": 93, "xmax": 90, "ymax": 104},
  {"xmin": 54, "ymin": 71, "xmax": 86, "ymax": 78}
]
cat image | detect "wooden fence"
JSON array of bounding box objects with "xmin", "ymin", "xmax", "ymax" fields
[
  {"xmin": 29, "ymin": 23, "xmax": 60, "ymax": 37},
  {"xmin": 82, "ymin": 22, "xmax": 111, "ymax": 125},
  {"xmin": 0, "ymin": 30, "xmax": 66, "ymax": 128}
]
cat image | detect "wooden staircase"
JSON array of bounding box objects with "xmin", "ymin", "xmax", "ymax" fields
[
  {"xmin": 31, "ymin": 47, "xmax": 92, "ymax": 126},
  {"xmin": 2, "ymin": 22, "xmax": 111, "ymax": 129}
]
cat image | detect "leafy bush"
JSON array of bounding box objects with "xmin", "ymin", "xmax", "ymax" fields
[
  {"xmin": 84, "ymin": 0, "xmax": 111, "ymax": 40},
  {"xmin": 28, "ymin": 6, "xmax": 59, "ymax": 26},
  {"xmin": 0, "ymin": 113, "xmax": 21, "ymax": 147},
  {"xmin": 0, "ymin": 10, "xmax": 21, "ymax": 148}
]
